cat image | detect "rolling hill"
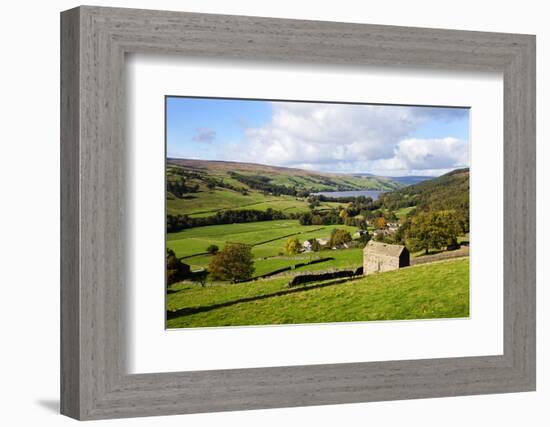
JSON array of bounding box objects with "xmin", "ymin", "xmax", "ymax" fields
[
  {"xmin": 353, "ymin": 173, "xmax": 434, "ymax": 186},
  {"xmin": 168, "ymin": 158, "xmax": 402, "ymax": 192},
  {"xmin": 388, "ymin": 175, "xmax": 436, "ymax": 186},
  {"xmin": 166, "ymin": 158, "xmax": 403, "ymax": 218},
  {"xmin": 380, "ymin": 168, "xmax": 469, "ymax": 212}
]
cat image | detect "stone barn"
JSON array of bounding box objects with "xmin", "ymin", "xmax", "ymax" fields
[{"xmin": 363, "ymin": 241, "xmax": 410, "ymax": 275}]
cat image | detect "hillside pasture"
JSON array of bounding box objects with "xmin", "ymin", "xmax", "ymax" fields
[
  {"xmin": 166, "ymin": 258, "xmax": 469, "ymax": 328},
  {"xmin": 167, "ymin": 220, "xmax": 362, "ymax": 276},
  {"xmin": 167, "ymin": 189, "xmax": 344, "ymax": 217}
]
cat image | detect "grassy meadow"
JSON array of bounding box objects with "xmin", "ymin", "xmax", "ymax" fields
[
  {"xmin": 167, "ymin": 257, "xmax": 469, "ymax": 328},
  {"xmin": 167, "ymin": 219, "xmax": 362, "ymax": 276}
]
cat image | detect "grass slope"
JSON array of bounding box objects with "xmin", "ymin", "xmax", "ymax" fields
[{"xmin": 167, "ymin": 257, "xmax": 469, "ymax": 328}]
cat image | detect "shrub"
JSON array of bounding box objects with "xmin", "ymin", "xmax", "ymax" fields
[{"xmin": 206, "ymin": 244, "xmax": 219, "ymax": 255}]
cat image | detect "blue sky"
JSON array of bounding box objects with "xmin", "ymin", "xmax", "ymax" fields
[{"xmin": 166, "ymin": 97, "xmax": 469, "ymax": 177}]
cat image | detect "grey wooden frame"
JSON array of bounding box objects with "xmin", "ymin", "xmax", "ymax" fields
[{"xmin": 60, "ymin": 5, "xmax": 536, "ymax": 421}]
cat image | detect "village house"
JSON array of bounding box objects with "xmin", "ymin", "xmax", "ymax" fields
[
  {"xmin": 301, "ymin": 237, "xmax": 329, "ymax": 252},
  {"xmin": 353, "ymin": 229, "xmax": 368, "ymax": 239},
  {"xmin": 374, "ymin": 222, "xmax": 400, "ymax": 238},
  {"xmin": 363, "ymin": 240, "xmax": 410, "ymax": 275},
  {"xmin": 316, "ymin": 238, "xmax": 329, "ymax": 246}
]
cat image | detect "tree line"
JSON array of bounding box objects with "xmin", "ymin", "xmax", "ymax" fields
[
  {"xmin": 167, "ymin": 208, "xmax": 288, "ymax": 232},
  {"xmin": 228, "ymin": 172, "xmax": 299, "ymax": 196}
]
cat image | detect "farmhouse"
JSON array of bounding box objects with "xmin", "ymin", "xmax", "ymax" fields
[{"xmin": 363, "ymin": 241, "xmax": 410, "ymax": 275}]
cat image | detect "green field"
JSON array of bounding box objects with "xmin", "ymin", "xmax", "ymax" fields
[
  {"xmin": 167, "ymin": 258, "xmax": 469, "ymax": 328},
  {"xmin": 167, "ymin": 220, "xmax": 362, "ymax": 276},
  {"xmin": 395, "ymin": 206, "xmax": 416, "ymax": 220},
  {"xmin": 167, "ymin": 189, "xmax": 342, "ymax": 218}
]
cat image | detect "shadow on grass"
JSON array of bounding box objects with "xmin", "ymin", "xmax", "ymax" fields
[
  {"xmin": 415, "ymin": 249, "xmax": 444, "ymax": 257},
  {"xmin": 166, "ymin": 277, "xmax": 360, "ymax": 320}
]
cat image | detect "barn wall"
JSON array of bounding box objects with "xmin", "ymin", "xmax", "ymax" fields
[
  {"xmin": 363, "ymin": 253, "xmax": 400, "ymax": 275},
  {"xmin": 399, "ymin": 250, "xmax": 410, "ymax": 267}
]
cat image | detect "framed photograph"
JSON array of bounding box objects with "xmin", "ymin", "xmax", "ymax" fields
[
  {"xmin": 164, "ymin": 97, "xmax": 471, "ymax": 329},
  {"xmin": 61, "ymin": 6, "xmax": 536, "ymax": 420}
]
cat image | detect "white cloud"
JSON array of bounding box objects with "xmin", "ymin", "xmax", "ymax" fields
[
  {"xmin": 229, "ymin": 102, "xmax": 468, "ymax": 176},
  {"xmin": 371, "ymin": 137, "xmax": 469, "ymax": 174}
]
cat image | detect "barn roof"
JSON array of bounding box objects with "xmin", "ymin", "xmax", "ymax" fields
[{"xmin": 363, "ymin": 240, "xmax": 407, "ymax": 257}]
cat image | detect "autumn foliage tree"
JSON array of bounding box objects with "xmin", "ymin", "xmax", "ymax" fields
[
  {"xmin": 284, "ymin": 237, "xmax": 301, "ymax": 255},
  {"xmin": 374, "ymin": 216, "xmax": 387, "ymax": 229},
  {"xmin": 208, "ymin": 243, "xmax": 255, "ymax": 283}
]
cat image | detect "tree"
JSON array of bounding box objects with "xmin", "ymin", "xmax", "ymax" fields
[
  {"xmin": 307, "ymin": 195, "xmax": 321, "ymax": 209},
  {"xmin": 386, "ymin": 210, "xmax": 398, "ymax": 222},
  {"xmin": 166, "ymin": 248, "xmax": 191, "ymax": 285},
  {"xmin": 357, "ymin": 231, "xmax": 371, "ymax": 246},
  {"xmin": 374, "ymin": 216, "xmax": 387, "ymax": 229},
  {"xmin": 298, "ymin": 212, "xmax": 312, "ymax": 225},
  {"xmin": 208, "ymin": 243, "xmax": 255, "ymax": 283},
  {"xmin": 406, "ymin": 210, "xmax": 461, "ymax": 254},
  {"xmin": 206, "ymin": 244, "xmax": 219, "ymax": 255},
  {"xmin": 190, "ymin": 269, "xmax": 208, "ymax": 287},
  {"xmin": 438, "ymin": 210, "xmax": 462, "ymax": 247},
  {"xmin": 329, "ymin": 229, "xmax": 352, "ymax": 247},
  {"xmin": 373, "ymin": 230, "xmax": 386, "ymax": 242},
  {"xmin": 311, "ymin": 214, "xmax": 324, "ymax": 225},
  {"xmin": 309, "ymin": 238, "xmax": 322, "ymax": 252},
  {"xmin": 393, "ymin": 220, "xmax": 409, "ymax": 245},
  {"xmin": 284, "ymin": 237, "xmax": 301, "ymax": 255}
]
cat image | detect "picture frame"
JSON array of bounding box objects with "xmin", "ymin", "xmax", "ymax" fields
[{"xmin": 60, "ymin": 5, "xmax": 536, "ymax": 420}]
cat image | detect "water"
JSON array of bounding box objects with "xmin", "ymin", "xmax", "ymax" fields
[{"xmin": 312, "ymin": 190, "xmax": 384, "ymax": 200}]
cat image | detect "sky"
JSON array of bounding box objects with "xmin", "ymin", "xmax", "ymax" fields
[{"xmin": 166, "ymin": 97, "xmax": 470, "ymax": 177}]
